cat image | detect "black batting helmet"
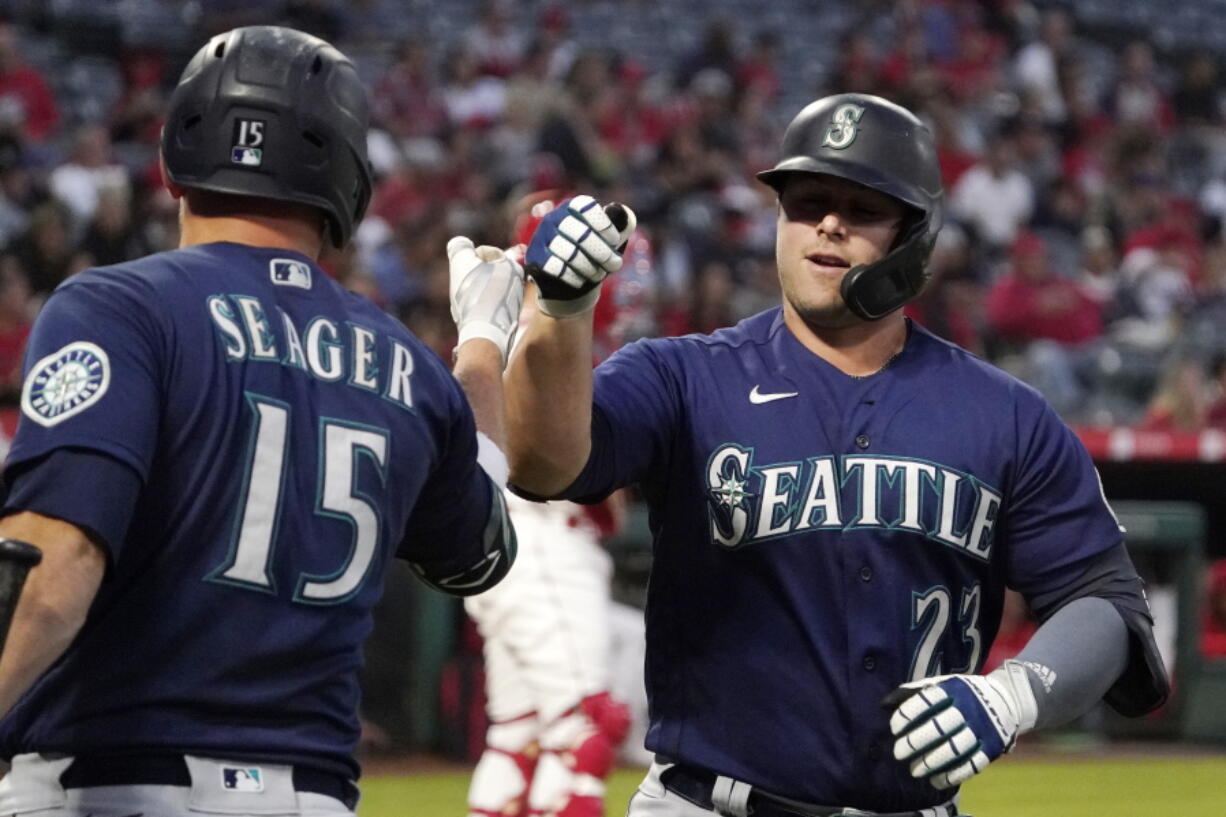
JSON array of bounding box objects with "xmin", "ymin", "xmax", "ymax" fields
[
  {"xmin": 757, "ymin": 93, "xmax": 943, "ymax": 320},
  {"xmin": 161, "ymin": 26, "xmax": 372, "ymax": 248}
]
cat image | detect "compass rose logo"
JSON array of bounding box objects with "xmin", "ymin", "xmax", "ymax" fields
[{"xmin": 21, "ymin": 341, "xmax": 111, "ymax": 427}]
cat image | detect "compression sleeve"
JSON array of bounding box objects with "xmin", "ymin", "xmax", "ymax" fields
[
  {"xmin": 1009, "ymin": 597, "xmax": 1129, "ymax": 730},
  {"xmin": 1023, "ymin": 542, "xmax": 1170, "ymax": 716}
]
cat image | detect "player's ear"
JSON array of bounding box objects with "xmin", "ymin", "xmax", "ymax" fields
[{"xmin": 159, "ymin": 156, "xmax": 184, "ymax": 200}]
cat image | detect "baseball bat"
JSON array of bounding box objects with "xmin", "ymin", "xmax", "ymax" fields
[{"xmin": 0, "ymin": 539, "xmax": 41, "ymax": 654}]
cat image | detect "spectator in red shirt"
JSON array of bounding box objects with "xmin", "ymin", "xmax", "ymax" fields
[
  {"xmin": 986, "ymin": 231, "xmax": 1102, "ymax": 344},
  {"xmin": 0, "ymin": 24, "xmax": 58, "ymax": 144},
  {"xmin": 986, "ymin": 231, "xmax": 1104, "ymax": 417},
  {"xmin": 736, "ymin": 30, "xmax": 781, "ymax": 102}
]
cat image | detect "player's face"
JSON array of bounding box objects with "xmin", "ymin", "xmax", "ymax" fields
[{"xmin": 775, "ymin": 174, "xmax": 906, "ymax": 328}]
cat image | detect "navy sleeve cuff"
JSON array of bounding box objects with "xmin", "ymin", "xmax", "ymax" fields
[{"xmin": 2, "ymin": 448, "xmax": 142, "ymax": 561}]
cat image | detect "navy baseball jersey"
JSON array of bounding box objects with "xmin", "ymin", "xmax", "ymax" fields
[
  {"xmin": 0, "ymin": 242, "xmax": 495, "ymax": 777},
  {"xmin": 556, "ymin": 308, "xmax": 1123, "ymax": 812}
]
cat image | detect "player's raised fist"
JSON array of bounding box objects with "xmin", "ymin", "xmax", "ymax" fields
[
  {"xmin": 524, "ymin": 195, "xmax": 637, "ymax": 318},
  {"xmin": 447, "ymin": 236, "xmax": 525, "ymax": 366},
  {"xmin": 883, "ymin": 662, "xmax": 1038, "ymax": 790}
]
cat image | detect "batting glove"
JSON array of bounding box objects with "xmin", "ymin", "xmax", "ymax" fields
[
  {"xmin": 447, "ymin": 236, "xmax": 525, "ymax": 367},
  {"xmin": 524, "ymin": 195, "xmax": 637, "ymax": 318},
  {"xmin": 883, "ymin": 660, "xmax": 1038, "ymax": 790}
]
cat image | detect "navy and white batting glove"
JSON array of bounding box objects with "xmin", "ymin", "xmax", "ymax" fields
[
  {"xmin": 447, "ymin": 236, "xmax": 525, "ymax": 367},
  {"xmin": 884, "ymin": 660, "xmax": 1038, "ymax": 790},
  {"xmin": 524, "ymin": 195, "xmax": 637, "ymax": 318}
]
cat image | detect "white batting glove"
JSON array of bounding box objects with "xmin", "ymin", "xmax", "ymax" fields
[
  {"xmin": 447, "ymin": 236, "xmax": 525, "ymax": 367},
  {"xmin": 884, "ymin": 661, "xmax": 1038, "ymax": 790},
  {"xmin": 523, "ymin": 195, "xmax": 637, "ymax": 318}
]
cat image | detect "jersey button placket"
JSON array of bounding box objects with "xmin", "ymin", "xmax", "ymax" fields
[
  {"xmin": 859, "ymin": 565, "xmax": 872, "ymax": 582},
  {"xmin": 862, "ymin": 654, "xmax": 876, "ymax": 672},
  {"xmin": 855, "ymin": 434, "xmax": 870, "ymax": 449}
]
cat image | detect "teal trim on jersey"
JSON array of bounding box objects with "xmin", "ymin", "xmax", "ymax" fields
[
  {"xmin": 294, "ymin": 416, "xmax": 390, "ymax": 606},
  {"xmin": 232, "ymin": 294, "xmax": 280, "ymax": 362},
  {"xmin": 346, "ymin": 322, "xmax": 381, "ymax": 394},
  {"xmin": 954, "ymin": 583, "xmax": 984, "ymax": 674},
  {"xmin": 909, "ymin": 584, "xmax": 951, "ymax": 682},
  {"xmin": 704, "ymin": 442, "xmax": 756, "ymax": 549},
  {"xmin": 748, "ymin": 459, "xmax": 804, "ymax": 540},
  {"xmin": 207, "ymin": 295, "xmax": 247, "ymax": 360},
  {"xmin": 379, "ymin": 339, "xmax": 417, "ymax": 414},
  {"xmin": 838, "ymin": 454, "xmax": 999, "ymax": 563},
  {"xmin": 204, "ymin": 391, "xmax": 291, "ymax": 596},
  {"xmin": 303, "ymin": 316, "xmax": 347, "ymax": 382},
  {"xmin": 793, "ymin": 456, "xmax": 844, "ymax": 531},
  {"xmin": 278, "ymin": 306, "xmax": 309, "ymax": 370}
]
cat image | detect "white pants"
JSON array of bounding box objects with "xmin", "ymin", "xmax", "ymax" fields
[
  {"xmin": 0, "ymin": 754, "xmax": 354, "ymax": 817},
  {"xmin": 464, "ymin": 495, "xmax": 615, "ymax": 723},
  {"xmin": 626, "ymin": 763, "xmax": 713, "ymax": 817}
]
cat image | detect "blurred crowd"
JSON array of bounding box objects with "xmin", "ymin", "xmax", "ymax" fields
[{"xmin": 0, "ymin": 0, "xmax": 1223, "ymax": 429}]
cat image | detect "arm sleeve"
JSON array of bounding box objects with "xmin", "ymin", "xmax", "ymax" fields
[
  {"xmin": 551, "ymin": 338, "xmax": 682, "ymax": 504},
  {"xmin": 397, "ymin": 385, "xmax": 515, "ymax": 596},
  {"xmin": 1023, "ymin": 542, "xmax": 1170, "ymax": 717},
  {"xmin": 6, "ymin": 276, "xmax": 162, "ymax": 481},
  {"xmin": 1008, "ymin": 596, "xmax": 1129, "ymax": 730}
]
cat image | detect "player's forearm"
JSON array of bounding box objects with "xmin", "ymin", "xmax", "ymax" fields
[
  {"xmin": 454, "ymin": 339, "xmax": 508, "ymax": 452},
  {"xmin": 0, "ymin": 511, "xmax": 105, "ymax": 717},
  {"xmin": 504, "ymin": 312, "xmax": 594, "ymax": 496},
  {"xmin": 1008, "ymin": 595, "xmax": 1129, "ymax": 730}
]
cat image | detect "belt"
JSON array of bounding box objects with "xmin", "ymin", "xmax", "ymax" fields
[
  {"xmin": 660, "ymin": 764, "xmax": 958, "ymax": 817},
  {"xmin": 59, "ymin": 754, "xmax": 360, "ymax": 811}
]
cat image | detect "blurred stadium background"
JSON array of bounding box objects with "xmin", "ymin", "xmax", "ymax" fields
[{"xmin": 0, "ymin": 0, "xmax": 1222, "ymax": 812}]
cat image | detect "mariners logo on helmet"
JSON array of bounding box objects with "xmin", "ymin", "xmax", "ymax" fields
[{"xmin": 821, "ymin": 103, "xmax": 865, "ymax": 150}]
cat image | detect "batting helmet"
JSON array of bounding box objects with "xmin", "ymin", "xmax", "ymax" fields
[
  {"xmin": 161, "ymin": 26, "xmax": 372, "ymax": 248},
  {"xmin": 757, "ymin": 93, "xmax": 943, "ymax": 320}
]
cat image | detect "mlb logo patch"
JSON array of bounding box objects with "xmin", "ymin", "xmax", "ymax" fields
[
  {"xmin": 232, "ymin": 118, "xmax": 266, "ymax": 167},
  {"xmin": 221, "ymin": 765, "xmax": 264, "ymax": 793},
  {"xmin": 270, "ymin": 258, "xmax": 312, "ymax": 289},
  {"xmin": 232, "ymin": 147, "xmax": 263, "ymax": 166}
]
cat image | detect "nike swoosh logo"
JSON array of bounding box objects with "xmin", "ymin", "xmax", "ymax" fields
[{"xmin": 749, "ymin": 385, "xmax": 799, "ymax": 404}]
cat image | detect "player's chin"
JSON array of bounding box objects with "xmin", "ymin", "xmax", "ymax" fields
[{"xmin": 790, "ymin": 296, "xmax": 860, "ymax": 330}]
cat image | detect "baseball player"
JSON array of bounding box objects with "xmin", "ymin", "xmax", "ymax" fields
[
  {"xmin": 0, "ymin": 26, "xmax": 524, "ymax": 817},
  {"xmin": 464, "ymin": 195, "xmax": 633, "ymax": 817},
  {"xmin": 499, "ymin": 93, "xmax": 1169, "ymax": 816}
]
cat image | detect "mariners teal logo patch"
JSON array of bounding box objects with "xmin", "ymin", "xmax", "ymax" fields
[
  {"xmin": 21, "ymin": 341, "xmax": 111, "ymax": 427},
  {"xmin": 822, "ymin": 103, "xmax": 866, "ymax": 150}
]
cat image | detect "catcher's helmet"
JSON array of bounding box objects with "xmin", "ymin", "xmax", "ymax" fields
[
  {"xmin": 161, "ymin": 26, "xmax": 372, "ymax": 248},
  {"xmin": 757, "ymin": 93, "xmax": 943, "ymax": 320}
]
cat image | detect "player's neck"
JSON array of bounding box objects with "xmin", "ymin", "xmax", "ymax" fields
[
  {"xmin": 782, "ymin": 303, "xmax": 909, "ymax": 377},
  {"xmin": 178, "ymin": 209, "xmax": 324, "ymax": 260}
]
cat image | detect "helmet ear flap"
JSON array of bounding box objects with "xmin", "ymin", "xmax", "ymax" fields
[{"xmin": 840, "ymin": 218, "xmax": 936, "ymax": 321}]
